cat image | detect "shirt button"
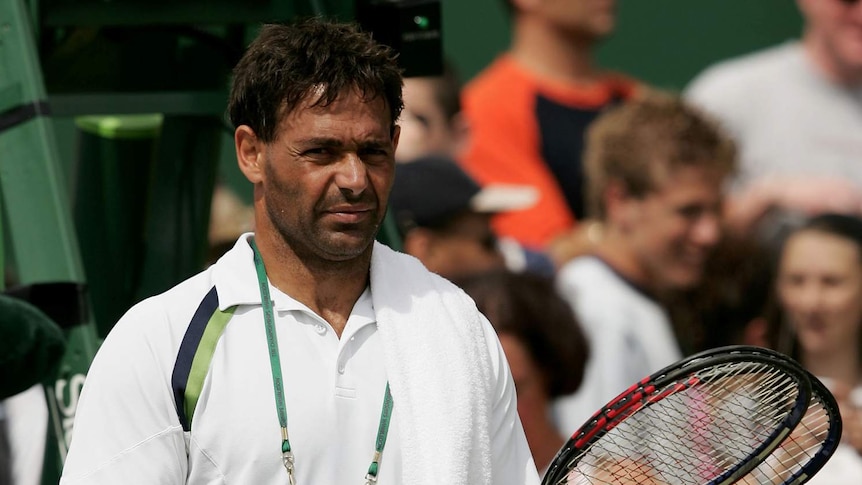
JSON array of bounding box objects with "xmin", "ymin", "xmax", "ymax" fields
[
  {"xmin": 337, "ymin": 363, "xmax": 346, "ymax": 374},
  {"xmin": 315, "ymin": 323, "xmax": 326, "ymax": 335}
]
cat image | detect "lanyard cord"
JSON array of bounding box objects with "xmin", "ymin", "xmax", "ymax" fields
[{"xmin": 249, "ymin": 239, "xmax": 393, "ymax": 484}]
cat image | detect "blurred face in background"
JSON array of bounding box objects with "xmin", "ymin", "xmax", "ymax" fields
[
  {"xmin": 618, "ymin": 165, "xmax": 724, "ymax": 291},
  {"xmin": 396, "ymin": 77, "xmax": 464, "ymax": 163},
  {"xmin": 405, "ymin": 212, "xmax": 505, "ymax": 280},
  {"xmin": 798, "ymin": 0, "xmax": 862, "ymax": 82},
  {"xmin": 778, "ymin": 229, "xmax": 862, "ymax": 356}
]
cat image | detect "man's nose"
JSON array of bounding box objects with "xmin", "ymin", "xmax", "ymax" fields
[{"xmin": 336, "ymin": 153, "xmax": 368, "ymax": 196}]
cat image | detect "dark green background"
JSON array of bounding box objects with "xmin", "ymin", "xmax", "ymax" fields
[
  {"xmin": 443, "ymin": 0, "xmax": 803, "ymax": 89},
  {"xmin": 41, "ymin": 0, "xmax": 806, "ymax": 201}
]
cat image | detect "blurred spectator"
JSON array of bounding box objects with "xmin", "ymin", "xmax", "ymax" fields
[
  {"xmin": 664, "ymin": 232, "xmax": 774, "ymax": 355},
  {"xmin": 455, "ymin": 269, "xmax": 588, "ymax": 475},
  {"xmin": 770, "ymin": 213, "xmax": 862, "ymax": 483},
  {"xmin": 553, "ymin": 93, "xmax": 737, "ymax": 434},
  {"xmin": 461, "ymin": 0, "xmax": 640, "ymax": 253},
  {"xmin": 389, "ymin": 155, "xmax": 552, "ymax": 279},
  {"xmin": 396, "ymin": 64, "xmax": 468, "ymax": 163},
  {"xmin": 686, "ymin": 0, "xmax": 862, "ymax": 235}
]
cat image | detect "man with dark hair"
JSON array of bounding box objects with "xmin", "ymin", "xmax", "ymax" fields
[
  {"xmin": 61, "ymin": 19, "xmax": 538, "ymax": 485},
  {"xmin": 461, "ymin": 0, "xmax": 640, "ymax": 253},
  {"xmin": 553, "ymin": 93, "xmax": 737, "ymax": 434}
]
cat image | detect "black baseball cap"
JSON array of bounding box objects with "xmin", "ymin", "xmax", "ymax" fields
[{"xmin": 389, "ymin": 155, "xmax": 537, "ymax": 232}]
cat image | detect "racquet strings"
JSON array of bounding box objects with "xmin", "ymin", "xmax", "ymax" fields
[
  {"xmin": 737, "ymin": 390, "xmax": 835, "ymax": 485},
  {"xmin": 554, "ymin": 360, "xmax": 806, "ymax": 485}
]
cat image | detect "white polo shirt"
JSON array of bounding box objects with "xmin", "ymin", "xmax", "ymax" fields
[{"xmin": 61, "ymin": 236, "xmax": 538, "ymax": 484}]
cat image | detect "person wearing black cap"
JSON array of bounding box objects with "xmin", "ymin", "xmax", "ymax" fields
[{"xmin": 389, "ymin": 155, "xmax": 545, "ymax": 280}]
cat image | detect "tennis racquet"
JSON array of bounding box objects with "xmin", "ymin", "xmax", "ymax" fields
[
  {"xmin": 542, "ymin": 346, "xmax": 813, "ymax": 485},
  {"xmin": 737, "ymin": 363, "xmax": 842, "ymax": 484},
  {"xmin": 683, "ymin": 346, "xmax": 843, "ymax": 485}
]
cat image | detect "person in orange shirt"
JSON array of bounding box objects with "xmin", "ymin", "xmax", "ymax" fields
[{"xmin": 462, "ymin": 0, "xmax": 639, "ymax": 256}]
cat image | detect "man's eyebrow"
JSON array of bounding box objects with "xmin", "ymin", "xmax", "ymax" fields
[
  {"xmin": 358, "ymin": 139, "xmax": 392, "ymax": 150},
  {"xmin": 296, "ymin": 137, "xmax": 345, "ymax": 148},
  {"xmin": 295, "ymin": 137, "xmax": 391, "ymax": 148}
]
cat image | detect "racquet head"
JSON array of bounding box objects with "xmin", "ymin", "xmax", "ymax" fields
[
  {"xmin": 542, "ymin": 346, "xmax": 813, "ymax": 485},
  {"xmin": 738, "ymin": 373, "xmax": 842, "ymax": 483},
  {"xmin": 681, "ymin": 346, "xmax": 843, "ymax": 485}
]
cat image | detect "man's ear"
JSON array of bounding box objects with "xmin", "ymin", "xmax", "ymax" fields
[
  {"xmin": 604, "ymin": 180, "xmax": 638, "ymax": 228},
  {"xmin": 449, "ymin": 112, "xmax": 470, "ymax": 157},
  {"xmin": 235, "ymin": 125, "xmax": 264, "ymax": 184},
  {"xmin": 391, "ymin": 124, "xmax": 401, "ymax": 154}
]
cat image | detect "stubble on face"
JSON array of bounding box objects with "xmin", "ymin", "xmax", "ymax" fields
[
  {"xmin": 260, "ymin": 92, "xmax": 396, "ymax": 267},
  {"xmin": 263, "ymin": 160, "xmax": 384, "ymax": 263}
]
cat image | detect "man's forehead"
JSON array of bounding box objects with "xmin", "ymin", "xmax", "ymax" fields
[
  {"xmin": 277, "ymin": 86, "xmax": 394, "ymax": 131},
  {"xmin": 296, "ymin": 84, "xmax": 389, "ymax": 112}
]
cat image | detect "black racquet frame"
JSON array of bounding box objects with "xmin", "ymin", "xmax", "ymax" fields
[
  {"xmin": 689, "ymin": 346, "xmax": 842, "ymax": 485},
  {"xmin": 543, "ymin": 346, "xmax": 815, "ymax": 485}
]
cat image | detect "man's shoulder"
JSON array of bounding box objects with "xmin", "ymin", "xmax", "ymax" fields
[
  {"xmin": 557, "ymin": 257, "xmax": 663, "ymax": 320},
  {"xmin": 558, "ymin": 256, "xmax": 616, "ymax": 288},
  {"xmin": 372, "ymin": 243, "xmax": 463, "ymax": 294},
  {"xmin": 463, "ymin": 55, "xmax": 536, "ymax": 112},
  {"xmin": 111, "ymin": 268, "xmax": 217, "ymax": 338},
  {"xmin": 686, "ymin": 42, "xmax": 800, "ymax": 102}
]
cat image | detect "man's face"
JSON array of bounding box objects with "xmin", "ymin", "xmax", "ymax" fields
[
  {"xmin": 621, "ymin": 166, "xmax": 724, "ymax": 291},
  {"xmin": 533, "ymin": 0, "xmax": 616, "ymax": 40},
  {"xmin": 396, "ymin": 77, "xmax": 457, "ymax": 163},
  {"xmin": 257, "ymin": 89, "xmax": 399, "ymax": 262},
  {"xmin": 799, "ymin": 0, "xmax": 862, "ymax": 80}
]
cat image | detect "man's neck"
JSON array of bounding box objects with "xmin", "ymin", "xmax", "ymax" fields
[
  {"xmin": 802, "ymin": 31, "xmax": 862, "ymax": 86},
  {"xmin": 253, "ymin": 230, "xmax": 371, "ymax": 338},
  {"xmin": 593, "ymin": 229, "xmax": 652, "ymax": 292},
  {"xmin": 510, "ymin": 17, "xmax": 601, "ymax": 84}
]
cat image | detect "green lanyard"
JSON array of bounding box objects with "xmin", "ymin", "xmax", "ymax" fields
[{"xmin": 249, "ymin": 239, "xmax": 394, "ymax": 485}]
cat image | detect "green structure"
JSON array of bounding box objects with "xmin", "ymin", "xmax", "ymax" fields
[
  {"xmin": 0, "ymin": 2, "xmax": 100, "ymax": 483},
  {"xmin": 0, "ymin": 1, "xmax": 350, "ymax": 482}
]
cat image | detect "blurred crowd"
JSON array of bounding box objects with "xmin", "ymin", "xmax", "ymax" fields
[
  {"xmin": 173, "ymin": 0, "xmax": 862, "ymax": 481},
  {"xmin": 368, "ymin": 0, "xmax": 862, "ymax": 480}
]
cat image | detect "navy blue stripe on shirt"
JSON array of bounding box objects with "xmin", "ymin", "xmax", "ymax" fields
[{"xmin": 171, "ymin": 286, "xmax": 219, "ymax": 431}]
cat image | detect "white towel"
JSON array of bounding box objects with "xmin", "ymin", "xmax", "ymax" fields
[{"xmin": 370, "ymin": 242, "xmax": 493, "ymax": 485}]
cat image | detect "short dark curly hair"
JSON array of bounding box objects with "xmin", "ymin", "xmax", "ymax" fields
[
  {"xmin": 456, "ymin": 269, "xmax": 589, "ymax": 398},
  {"xmin": 228, "ymin": 18, "xmax": 404, "ymax": 143}
]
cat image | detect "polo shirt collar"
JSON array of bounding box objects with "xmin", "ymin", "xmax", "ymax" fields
[
  {"xmin": 211, "ymin": 233, "xmax": 263, "ymax": 310},
  {"xmin": 211, "ymin": 233, "xmax": 375, "ymax": 325}
]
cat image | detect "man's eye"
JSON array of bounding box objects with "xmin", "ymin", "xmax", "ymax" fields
[
  {"xmin": 677, "ymin": 206, "xmax": 703, "ymax": 219},
  {"xmin": 360, "ymin": 148, "xmax": 390, "ymax": 160}
]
